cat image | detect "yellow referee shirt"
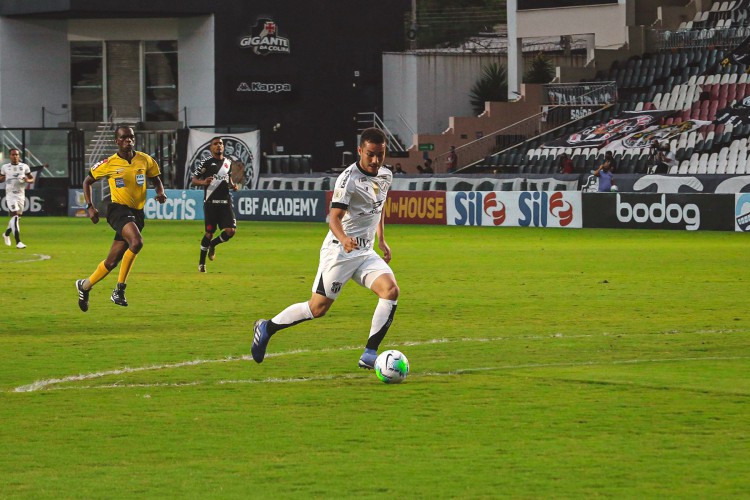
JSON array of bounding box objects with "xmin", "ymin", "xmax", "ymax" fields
[{"xmin": 90, "ymin": 151, "xmax": 161, "ymax": 210}]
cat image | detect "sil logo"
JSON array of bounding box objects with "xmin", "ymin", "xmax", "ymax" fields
[
  {"xmin": 453, "ymin": 191, "xmax": 574, "ymax": 227},
  {"xmin": 483, "ymin": 192, "xmax": 506, "ymax": 226}
]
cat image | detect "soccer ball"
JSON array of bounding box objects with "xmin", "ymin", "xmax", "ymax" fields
[{"xmin": 375, "ymin": 350, "xmax": 409, "ymax": 384}]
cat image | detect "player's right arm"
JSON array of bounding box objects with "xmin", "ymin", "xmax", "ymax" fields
[
  {"xmin": 329, "ymin": 207, "xmax": 358, "ymax": 252},
  {"xmin": 82, "ymin": 174, "xmax": 100, "ymax": 224},
  {"xmin": 191, "ymin": 160, "xmax": 212, "ymax": 187}
]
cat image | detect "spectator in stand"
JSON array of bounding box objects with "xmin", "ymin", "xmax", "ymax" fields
[
  {"xmin": 601, "ymin": 150, "xmax": 617, "ymax": 173},
  {"xmin": 594, "ymin": 155, "xmax": 616, "ymax": 192},
  {"xmin": 422, "ymin": 158, "xmax": 434, "ymax": 174},
  {"xmin": 649, "ymin": 141, "xmax": 677, "ymax": 174},
  {"xmin": 393, "ymin": 163, "xmax": 406, "ymax": 175},
  {"xmin": 558, "ymin": 153, "xmax": 574, "ymax": 174},
  {"xmin": 445, "ymin": 146, "xmax": 458, "ymax": 172}
]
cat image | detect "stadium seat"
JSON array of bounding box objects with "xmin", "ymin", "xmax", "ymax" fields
[{"xmin": 698, "ymin": 153, "xmax": 719, "ymax": 174}]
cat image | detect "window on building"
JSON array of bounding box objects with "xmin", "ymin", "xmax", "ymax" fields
[
  {"xmin": 69, "ymin": 40, "xmax": 178, "ymax": 123},
  {"xmin": 70, "ymin": 42, "xmax": 104, "ymax": 122},
  {"xmin": 144, "ymin": 41, "xmax": 179, "ymax": 121}
]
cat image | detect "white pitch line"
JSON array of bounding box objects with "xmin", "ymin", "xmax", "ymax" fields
[
  {"xmin": 23, "ymin": 355, "xmax": 750, "ymax": 392},
  {"xmin": 11, "ymin": 332, "xmax": 749, "ymax": 393},
  {"xmin": 0, "ymin": 253, "xmax": 51, "ymax": 263}
]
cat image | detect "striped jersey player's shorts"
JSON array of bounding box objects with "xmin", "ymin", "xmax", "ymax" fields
[{"xmin": 312, "ymin": 242, "xmax": 393, "ymax": 300}]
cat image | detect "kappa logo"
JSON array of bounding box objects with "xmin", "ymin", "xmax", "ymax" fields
[
  {"xmin": 237, "ymin": 82, "xmax": 292, "ymax": 93},
  {"xmin": 239, "ymin": 18, "xmax": 290, "ymax": 55}
]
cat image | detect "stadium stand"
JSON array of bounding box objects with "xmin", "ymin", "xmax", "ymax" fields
[{"xmin": 468, "ymin": 0, "xmax": 750, "ymax": 180}]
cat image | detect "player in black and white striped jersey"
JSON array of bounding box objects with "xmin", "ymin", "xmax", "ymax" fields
[{"xmin": 191, "ymin": 137, "xmax": 239, "ymax": 273}]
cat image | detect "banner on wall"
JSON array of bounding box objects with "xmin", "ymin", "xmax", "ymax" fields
[
  {"xmin": 383, "ymin": 191, "xmax": 446, "ymax": 225},
  {"xmin": 542, "ymin": 110, "xmax": 672, "ymax": 149},
  {"xmin": 2, "ymin": 190, "xmax": 66, "ymax": 216},
  {"xmin": 145, "ymin": 189, "xmax": 204, "ymax": 220},
  {"xmin": 736, "ymin": 193, "xmax": 750, "ymax": 231},
  {"xmin": 447, "ymin": 191, "xmax": 582, "ymax": 228},
  {"xmin": 183, "ymin": 130, "xmax": 261, "ymax": 190},
  {"xmin": 583, "ymin": 193, "xmax": 735, "ymax": 231},
  {"xmin": 233, "ymin": 190, "xmax": 326, "ymax": 222},
  {"xmin": 601, "ymin": 119, "xmax": 711, "ymax": 151}
]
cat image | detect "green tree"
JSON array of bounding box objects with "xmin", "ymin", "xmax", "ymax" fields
[
  {"xmin": 524, "ymin": 52, "xmax": 555, "ymax": 84},
  {"xmin": 469, "ymin": 62, "xmax": 508, "ymax": 115}
]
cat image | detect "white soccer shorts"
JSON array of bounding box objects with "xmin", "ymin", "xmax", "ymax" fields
[
  {"xmin": 312, "ymin": 245, "xmax": 393, "ymax": 299},
  {"xmin": 5, "ymin": 195, "xmax": 26, "ymax": 213}
]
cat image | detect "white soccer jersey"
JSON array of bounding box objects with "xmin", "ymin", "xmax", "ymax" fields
[
  {"xmin": 1, "ymin": 162, "xmax": 31, "ymax": 196},
  {"xmin": 324, "ymin": 162, "xmax": 392, "ymax": 251}
]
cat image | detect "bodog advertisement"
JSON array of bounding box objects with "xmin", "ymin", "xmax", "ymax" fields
[{"xmin": 583, "ymin": 193, "xmax": 736, "ymax": 231}]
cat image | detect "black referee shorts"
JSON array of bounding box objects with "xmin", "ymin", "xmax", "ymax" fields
[{"xmin": 107, "ymin": 203, "xmax": 145, "ymax": 241}]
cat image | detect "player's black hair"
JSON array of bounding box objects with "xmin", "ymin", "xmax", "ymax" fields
[
  {"xmin": 210, "ymin": 136, "xmax": 223, "ymax": 143},
  {"xmin": 360, "ymin": 127, "xmax": 386, "ymax": 146},
  {"xmin": 8, "ymin": 147, "xmax": 20, "ymax": 154},
  {"xmin": 114, "ymin": 125, "xmax": 135, "ymax": 138}
]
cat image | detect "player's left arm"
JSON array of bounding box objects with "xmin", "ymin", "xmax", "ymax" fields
[
  {"xmin": 22, "ymin": 167, "xmax": 34, "ymax": 184},
  {"xmin": 147, "ymin": 157, "xmax": 167, "ymax": 203},
  {"xmin": 377, "ymin": 209, "xmax": 391, "ymax": 263},
  {"xmin": 149, "ymin": 175, "xmax": 167, "ymax": 204}
]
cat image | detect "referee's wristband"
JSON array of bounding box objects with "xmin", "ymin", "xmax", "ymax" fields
[{"xmin": 86, "ymin": 203, "xmax": 93, "ymax": 209}]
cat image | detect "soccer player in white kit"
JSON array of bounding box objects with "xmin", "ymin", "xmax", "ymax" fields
[
  {"xmin": 252, "ymin": 128, "xmax": 400, "ymax": 369},
  {"xmin": 0, "ymin": 148, "xmax": 34, "ymax": 249}
]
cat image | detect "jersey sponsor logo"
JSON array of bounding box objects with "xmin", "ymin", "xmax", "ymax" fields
[
  {"xmin": 115, "ymin": 178, "xmax": 125, "ymax": 188},
  {"xmin": 338, "ymin": 169, "xmax": 352, "ymax": 188},
  {"xmin": 91, "ymin": 159, "xmax": 107, "ymax": 171},
  {"xmin": 238, "ymin": 18, "xmax": 290, "ymax": 55},
  {"xmin": 136, "ymin": 173, "xmax": 145, "ymax": 186}
]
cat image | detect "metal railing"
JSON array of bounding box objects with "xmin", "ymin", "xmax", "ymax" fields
[
  {"xmin": 431, "ymin": 83, "xmax": 616, "ymax": 173},
  {"xmin": 356, "ymin": 112, "xmax": 406, "ymax": 152},
  {"xmin": 648, "ymin": 25, "xmax": 750, "ymax": 51}
]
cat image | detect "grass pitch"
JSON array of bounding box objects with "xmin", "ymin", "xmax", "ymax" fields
[{"xmin": 1, "ymin": 218, "xmax": 749, "ymax": 498}]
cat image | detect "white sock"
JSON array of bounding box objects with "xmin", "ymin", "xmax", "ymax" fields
[
  {"xmin": 272, "ymin": 301, "xmax": 314, "ymax": 328},
  {"xmin": 369, "ymin": 298, "xmax": 398, "ymax": 340}
]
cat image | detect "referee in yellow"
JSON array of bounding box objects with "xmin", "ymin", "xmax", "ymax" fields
[{"xmin": 75, "ymin": 125, "xmax": 167, "ymax": 311}]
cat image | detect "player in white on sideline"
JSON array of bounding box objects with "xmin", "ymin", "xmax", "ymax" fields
[
  {"xmin": 0, "ymin": 148, "xmax": 34, "ymax": 249},
  {"xmin": 252, "ymin": 127, "xmax": 400, "ymax": 369}
]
